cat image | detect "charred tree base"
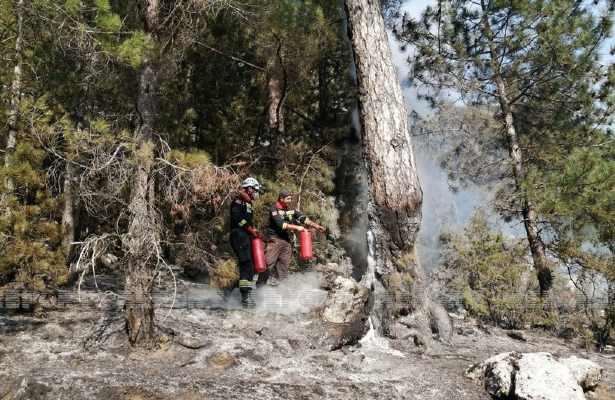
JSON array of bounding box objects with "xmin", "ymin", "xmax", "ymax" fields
[
  {"xmin": 537, "ymin": 268, "xmax": 554, "ymax": 297},
  {"xmin": 125, "ymin": 297, "xmax": 156, "ymax": 347}
]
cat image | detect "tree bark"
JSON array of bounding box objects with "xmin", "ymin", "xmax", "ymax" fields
[
  {"xmin": 482, "ymin": 12, "xmax": 553, "ymax": 295},
  {"xmin": 318, "ymin": 51, "xmax": 329, "ymax": 130},
  {"xmin": 4, "ymin": 0, "xmax": 24, "ymax": 196},
  {"xmin": 62, "ymin": 160, "xmax": 79, "ymax": 256},
  {"xmin": 345, "ymin": 0, "xmax": 429, "ymax": 340},
  {"xmin": 267, "ymin": 71, "xmax": 284, "ymax": 135},
  {"xmin": 265, "ymin": 40, "xmax": 286, "ymax": 161},
  {"xmin": 124, "ymin": 0, "xmax": 159, "ymax": 346}
]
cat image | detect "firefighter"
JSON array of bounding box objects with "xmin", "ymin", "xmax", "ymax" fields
[
  {"xmin": 230, "ymin": 177, "xmax": 262, "ymax": 308},
  {"xmin": 265, "ymin": 190, "xmax": 326, "ymax": 285}
]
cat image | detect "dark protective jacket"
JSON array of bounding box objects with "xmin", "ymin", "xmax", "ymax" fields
[
  {"xmin": 267, "ymin": 201, "xmax": 308, "ymax": 242},
  {"xmin": 229, "ymin": 193, "xmax": 256, "ymax": 289},
  {"xmin": 230, "ymin": 194, "xmax": 254, "ymax": 233}
]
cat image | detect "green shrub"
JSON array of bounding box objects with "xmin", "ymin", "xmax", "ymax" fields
[{"xmin": 441, "ymin": 211, "xmax": 534, "ymax": 328}]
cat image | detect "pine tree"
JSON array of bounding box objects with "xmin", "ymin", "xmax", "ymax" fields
[
  {"xmin": 395, "ymin": 0, "xmax": 614, "ymax": 294},
  {"xmin": 0, "ymin": 0, "xmax": 71, "ymax": 290}
]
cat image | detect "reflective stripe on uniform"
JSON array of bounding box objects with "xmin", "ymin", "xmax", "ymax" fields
[
  {"xmin": 239, "ymin": 279, "xmax": 253, "ymax": 288},
  {"xmin": 239, "ymin": 279, "xmax": 257, "ymax": 288}
]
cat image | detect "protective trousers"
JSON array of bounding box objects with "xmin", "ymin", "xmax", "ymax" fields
[
  {"xmin": 266, "ymin": 236, "xmax": 292, "ymax": 281},
  {"xmin": 230, "ymin": 229, "xmax": 256, "ymax": 307}
]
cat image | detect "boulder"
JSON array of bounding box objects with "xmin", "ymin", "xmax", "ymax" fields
[
  {"xmin": 561, "ymin": 356, "xmax": 604, "ymax": 391},
  {"xmin": 514, "ymin": 352, "xmax": 585, "ymax": 400},
  {"xmin": 398, "ymin": 311, "xmax": 432, "ymax": 348},
  {"xmin": 467, "ymin": 352, "xmax": 600, "ymax": 400},
  {"xmin": 314, "ymin": 261, "xmax": 352, "ymax": 290},
  {"xmin": 466, "ymin": 352, "xmax": 517, "ymax": 397},
  {"xmin": 321, "ymin": 276, "xmax": 369, "ymax": 349},
  {"xmin": 0, "ymin": 376, "xmax": 51, "ymax": 400}
]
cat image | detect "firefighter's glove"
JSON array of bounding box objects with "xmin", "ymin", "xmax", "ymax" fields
[{"xmin": 246, "ymin": 226, "xmax": 261, "ymax": 239}]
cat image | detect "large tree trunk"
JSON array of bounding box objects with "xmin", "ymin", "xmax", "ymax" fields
[
  {"xmin": 483, "ymin": 14, "xmax": 552, "ymax": 295},
  {"xmin": 265, "ymin": 41, "xmax": 286, "ymax": 163},
  {"xmin": 124, "ymin": 0, "xmax": 159, "ymax": 346},
  {"xmin": 345, "ymin": 0, "xmax": 430, "ymax": 341},
  {"xmin": 267, "ymin": 69, "xmax": 284, "ymax": 135},
  {"xmin": 4, "ymin": 0, "xmax": 24, "ymax": 196}
]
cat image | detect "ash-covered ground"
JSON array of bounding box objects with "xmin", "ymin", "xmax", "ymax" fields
[{"xmin": 2, "ymin": 272, "xmax": 615, "ymax": 400}]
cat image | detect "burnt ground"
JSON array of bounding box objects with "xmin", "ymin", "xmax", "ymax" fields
[{"xmin": 2, "ymin": 277, "xmax": 615, "ymax": 400}]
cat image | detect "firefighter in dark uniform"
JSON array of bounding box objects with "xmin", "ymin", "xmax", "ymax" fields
[
  {"xmin": 265, "ymin": 190, "xmax": 326, "ymax": 285},
  {"xmin": 230, "ymin": 177, "xmax": 262, "ymax": 308}
]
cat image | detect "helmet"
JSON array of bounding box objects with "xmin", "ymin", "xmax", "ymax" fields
[{"xmin": 241, "ymin": 177, "xmax": 261, "ymax": 191}]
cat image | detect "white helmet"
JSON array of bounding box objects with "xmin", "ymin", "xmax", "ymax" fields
[{"xmin": 241, "ymin": 177, "xmax": 261, "ymax": 191}]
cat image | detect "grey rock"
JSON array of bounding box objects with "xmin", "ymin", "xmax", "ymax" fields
[
  {"xmin": 561, "ymin": 355, "xmax": 604, "ymax": 391},
  {"xmin": 515, "ymin": 352, "xmax": 585, "ymax": 400},
  {"xmin": 468, "ymin": 352, "xmax": 591, "ymax": 400},
  {"xmin": 485, "ymin": 354, "xmax": 516, "ymax": 398},
  {"xmin": 466, "ymin": 352, "xmax": 519, "ymax": 380},
  {"xmin": 399, "ymin": 311, "xmax": 433, "ymax": 349},
  {"xmin": 467, "ymin": 353, "xmax": 518, "ymax": 397},
  {"xmin": 322, "ymin": 276, "xmax": 369, "ymax": 349},
  {"xmin": 315, "ymin": 261, "xmax": 352, "ymax": 290}
]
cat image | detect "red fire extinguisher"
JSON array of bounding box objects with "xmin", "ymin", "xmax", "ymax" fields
[
  {"xmin": 299, "ymin": 230, "xmax": 313, "ymax": 261},
  {"xmin": 251, "ymin": 237, "xmax": 267, "ymax": 273}
]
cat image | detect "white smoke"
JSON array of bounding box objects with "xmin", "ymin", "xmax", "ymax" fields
[
  {"xmin": 386, "ymin": 3, "xmax": 492, "ymax": 271},
  {"xmin": 254, "ymin": 271, "xmax": 327, "ymax": 315},
  {"xmin": 163, "ymin": 271, "xmax": 326, "ymax": 315}
]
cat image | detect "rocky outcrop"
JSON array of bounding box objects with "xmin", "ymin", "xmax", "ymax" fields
[
  {"xmin": 321, "ymin": 276, "xmax": 369, "ymax": 349},
  {"xmin": 467, "ymin": 352, "xmax": 603, "ymax": 400},
  {"xmin": 561, "ymin": 356, "xmax": 604, "ymax": 391},
  {"xmin": 314, "ymin": 261, "xmax": 353, "ymax": 290},
  {"xmin": 0, "ymin": 376, "xmax": 51, "ymax": 400},
  {"xmin": 466, "ymin": 352, "xmax": 517, "ymax": 398},
  {"xmin": 515, "ymin": 353, "xmax": 585, "ymax": 400}
]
